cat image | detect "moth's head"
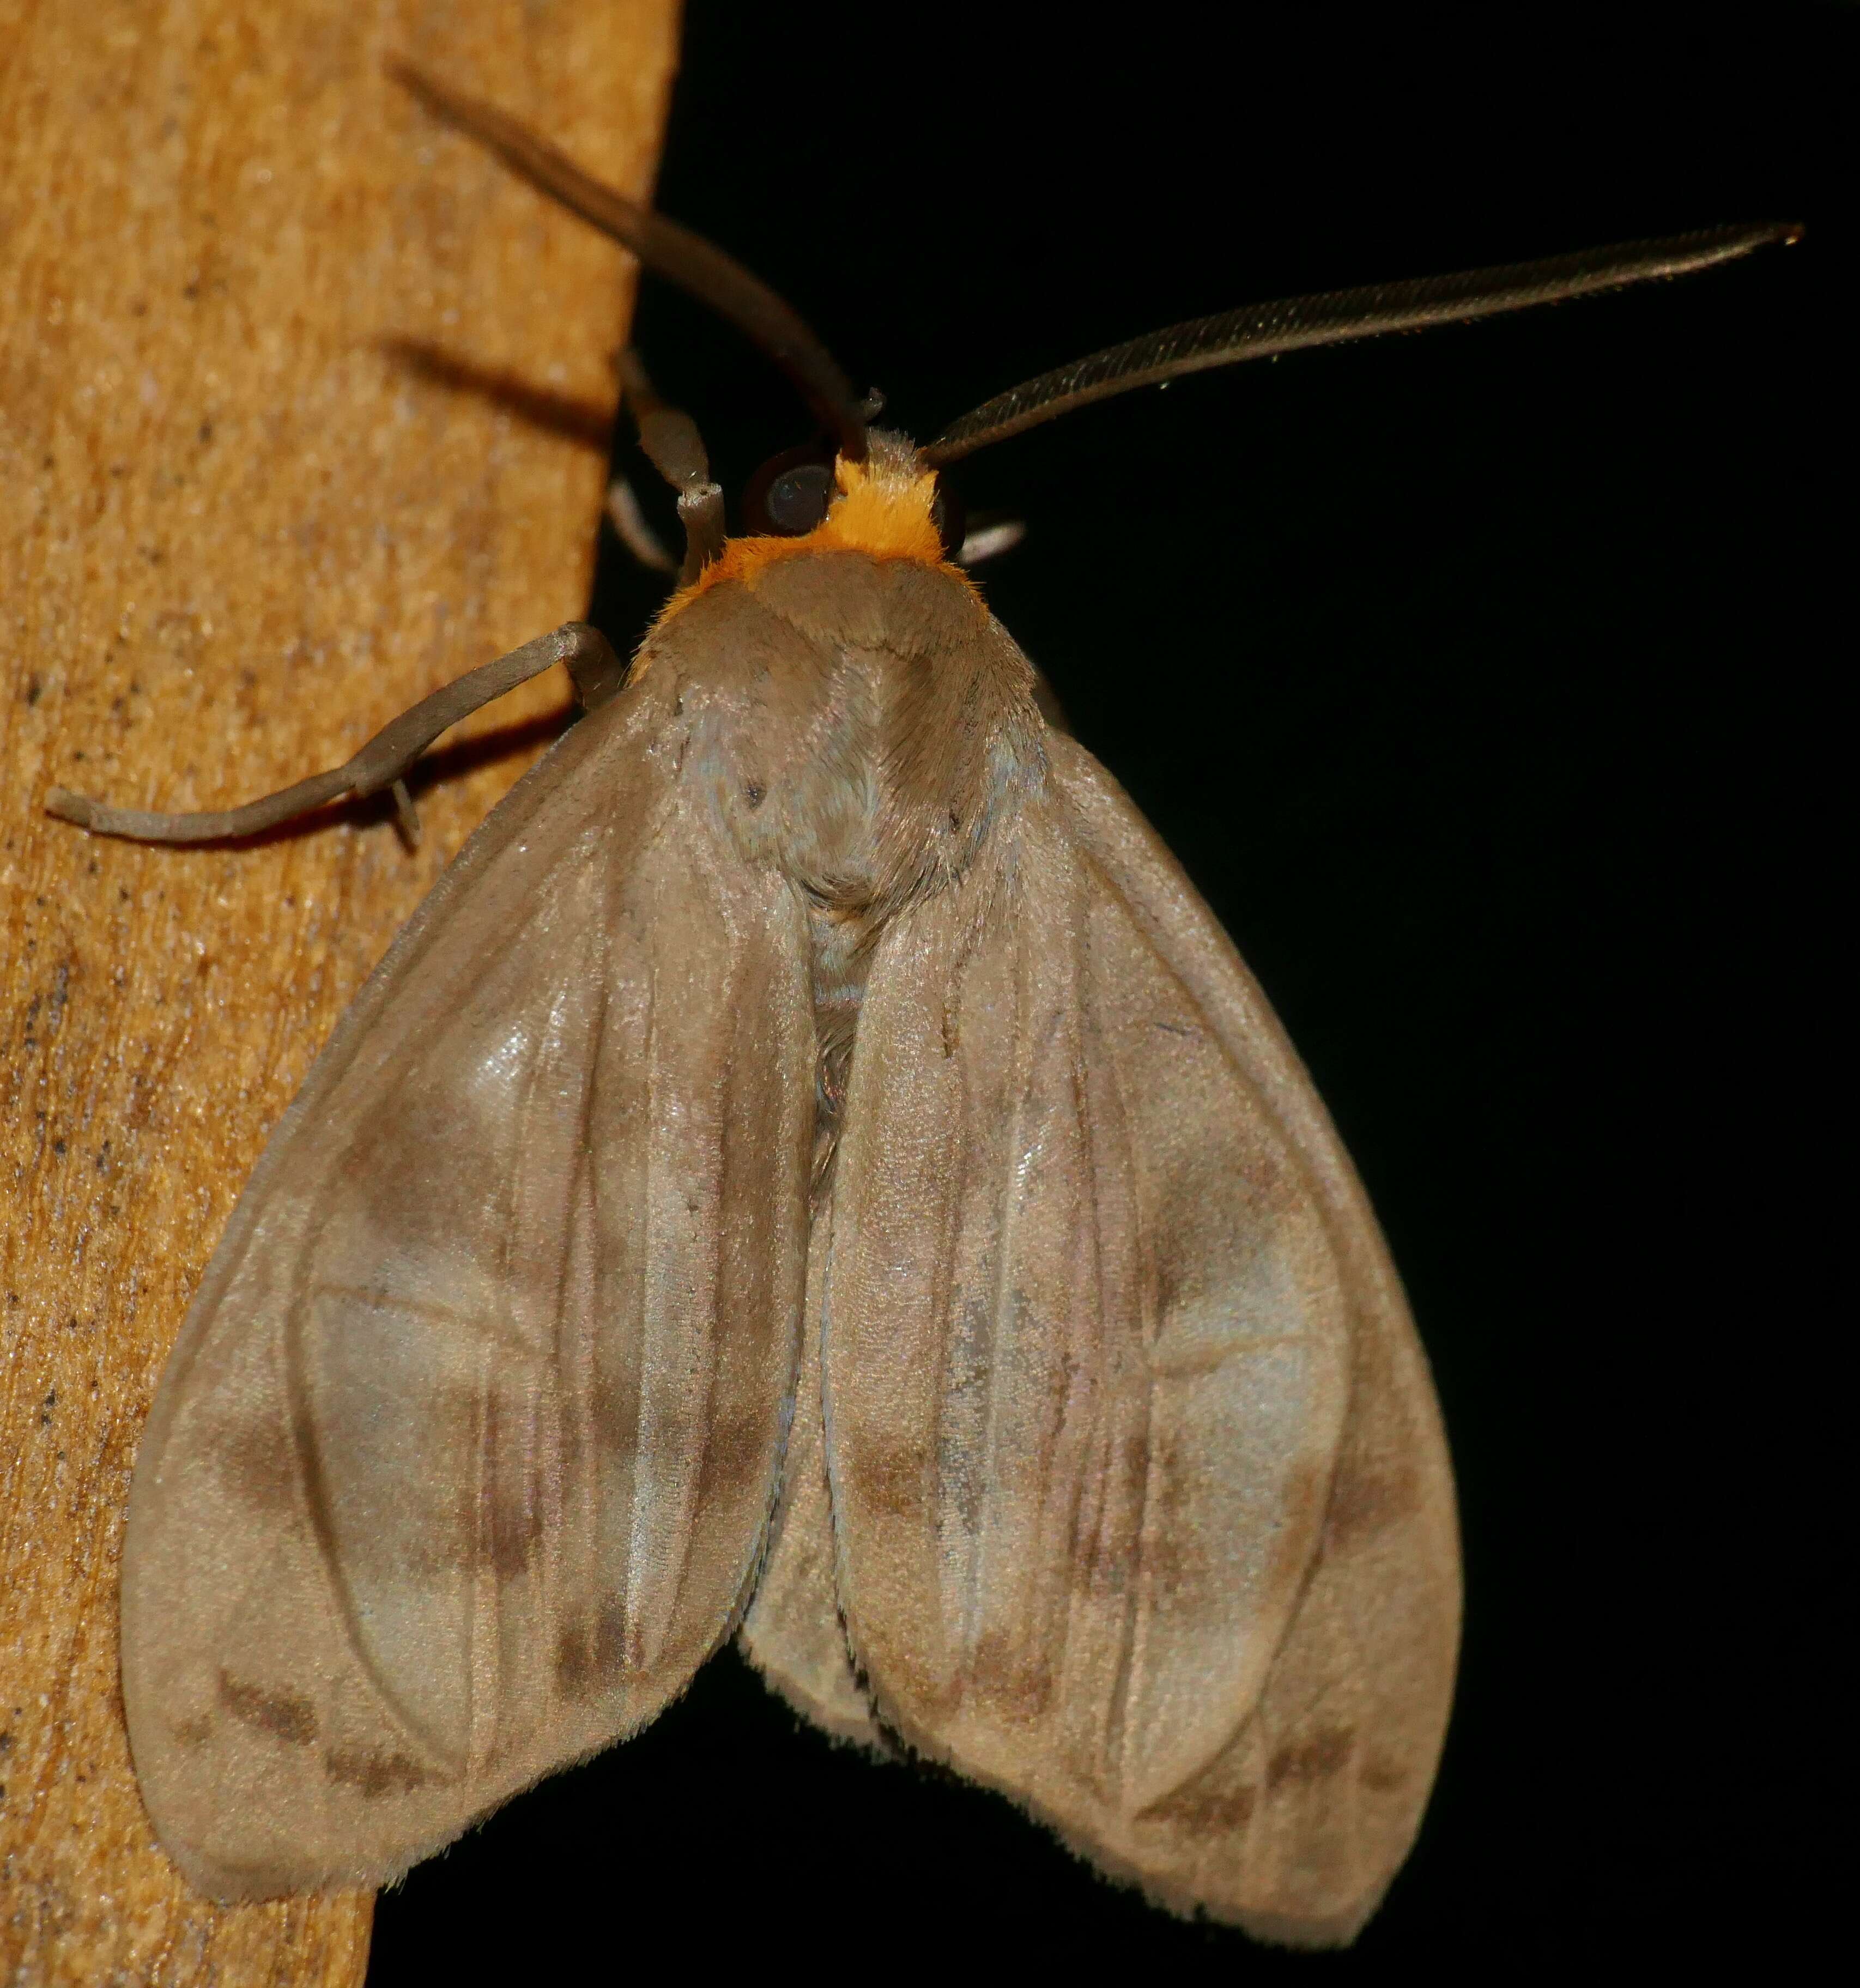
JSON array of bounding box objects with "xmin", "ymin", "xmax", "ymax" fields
[
  {"xmin": 739, "ymin": 429, "xmax": 966, "ymax": 564},
  {"xmin": 658, "ymin": 431, "xmax": 966, "ymax": 625}
]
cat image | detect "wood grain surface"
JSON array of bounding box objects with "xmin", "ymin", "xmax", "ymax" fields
[{"xmin": 0, "ymin": 3, "xmax": 680, "ymax": 1979}]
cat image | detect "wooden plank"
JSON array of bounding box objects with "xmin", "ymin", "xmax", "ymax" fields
[{"xmin": 0, "ymin": 3, "xmax": 681, "ymax": 1978}]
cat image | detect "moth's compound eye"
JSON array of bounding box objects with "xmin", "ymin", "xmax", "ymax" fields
[
  {"xmin": 766, "ymin": 463, "xmax": 832, "ymax": 533},
  {"xmin": 743, "ymin": 446, "xmax": 834, "ymax": 536}
]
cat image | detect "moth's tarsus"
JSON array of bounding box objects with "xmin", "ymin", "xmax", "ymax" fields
[
  {"xmin": 43, "ymin": 762, "xmax": 360, "ymax": 845},
  {"xmin": 43, "ymin": 787, "xmax": 98, "ymax": 829},
  {"xmin": 44, "ymin": 622, "xmax": 623, "ymax": 841},
  {"xmin": 605, "ymin": 476, "xmax": 677, "ymax": 575},
  {"xmin": 390, "ymin": 779, "xmax": 422, "ymax": 850}
]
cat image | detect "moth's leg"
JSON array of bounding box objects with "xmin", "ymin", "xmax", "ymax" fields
[
  {"xmin": 673, "ymin": 482, "xmax": 728, "ymax": 586},
  {"xmin": 604, "ymin": 474, "xmax": 678, "ymax": 574},
  {"xmin": 45, "ymin": 621, "xmax": 625, "ymax": 843},
  {"xmin": 619, "ymin": 348, "xmax": 725, "ymax": 585},
  {"xmin": 955, "ymin": 513, "xmax": 1026, "ymax": 568},
  {"xmin": 389, "ymin": 778, "xmax": 423, "ymax": 850}
]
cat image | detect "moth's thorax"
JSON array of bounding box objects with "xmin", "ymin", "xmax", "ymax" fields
[
  {"xmin": 633, "ymin": 439, "xmax": 1046, "ymax": 923},
  {"xmin": 630, "ymin": 447, "xmax": 1046, "ymax": 1174}
]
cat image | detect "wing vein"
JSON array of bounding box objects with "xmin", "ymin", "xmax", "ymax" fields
[
  {"xmin": 1084, "ymin": 968, "xmax": 1149, "ymax": 1798},
  {"xmin": 963, "ymin": 894, "xmax": 1031, "ymax": 1664}
]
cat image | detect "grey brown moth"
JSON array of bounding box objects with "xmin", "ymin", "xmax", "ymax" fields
[{"xmin": 47, "ymin": 64, "xmax": 1797, "ymax": 1946}]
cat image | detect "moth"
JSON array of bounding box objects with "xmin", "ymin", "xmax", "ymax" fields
[{"xmin": 48, "ymin": 65, "xmax": 1796, "ymax": 1946}]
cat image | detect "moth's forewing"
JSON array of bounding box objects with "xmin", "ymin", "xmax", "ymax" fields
[
  {"xmin": 1043, "ymin": 742, "xmax": 1459, "ymax": 1939},
  {"xmin": 700, "ymin": 548, "xmax": 1458, "ymax": 1942},
  {"xmin": 120, "ymin": 675, "xmax": 815, "ymax": 1899}
]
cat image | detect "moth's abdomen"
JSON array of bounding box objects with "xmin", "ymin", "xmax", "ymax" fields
[{"xmin": 804, "ymin": 895, "xmax": 873, "ymax": 1187}]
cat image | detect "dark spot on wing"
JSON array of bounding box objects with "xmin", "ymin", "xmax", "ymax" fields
[
  {"xmin": 324, "ymin": 1745, "xmax": 432, "ymax": 1798},
  {"xmin": 1150, "ymin": 1254, "xmax": 1180, "ymax": 1336},
  {"xmin": 1268, "ymin": 1725, "xmax": 1354, "ymax": 1789},
  {"xmin": 845, "ymin": 1432, "xmax": 929, "ymax": 1520},
  {"xmin": 215, "ymin": 1411, "xmax": 301, "ymax": 1516},
  {"xmin": 968, "ymin": 1629, "xmax": 1054, "ymax": 1719},
  {"xmin": 862, "ymin": 1633, "xmax": 948, "ymax": 1717},
  {"xmin": 698, "ymin": 1402, "xmax": 779, "ymax": 1512},
  {"xmin": 1360, "ymin": 1751, "xmax": 1410, "ymax": 1793},
  {"xmin": 484, "ymin": 1387, "xmax": 542, "ymax": 1580},
  {"xmin": 488, "ymin": 1481, "xmax": 541, "ymax": 1581},
  {"xmin": 217, "ymin": 1670, "xmax": 317, "ymax": 1747},
  {"xmin": 555, "ymin": 1623, "xmax": 593, "ymax": 1700},
  {"xmin": 170, "ymin": 1714, "xmax": 214, "ymax": 1749},
  {"xmin": 595, "ymin": 1599, "xmax": 631, "ymax": 1680},
  {"xmin": 589, "ymin": 1371, "xmax": 640, "ymax": 1457},
  {"xmin": 1140, "ymin": 1775, "xmax": 1258, "ymax": 1834},
  {"xmin": 1323, "ymin": 1454, "xmax": 1422, "ymax": 1551}
]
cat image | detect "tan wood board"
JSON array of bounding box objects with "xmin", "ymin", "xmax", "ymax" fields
[{"xmin": 0, "ymin": 2, "xmax": 682, "ymax": 1978}]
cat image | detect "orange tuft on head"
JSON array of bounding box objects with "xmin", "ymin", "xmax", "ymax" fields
[
  {"xmin": 816, "ymin": 454, "xmax": 947, "ymax": 563},
  {"xmin": 649, "ymin": 448, "xmax": 970, "ymax": 634}
]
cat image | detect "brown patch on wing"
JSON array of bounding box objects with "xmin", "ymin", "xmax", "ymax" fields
[
  {"xmin": 1360, "ymin": 1753, "xmax": 1411, "ymax": 1794},
  {"xmin": 213, "ymin": 1410, "xmax": 303, "ymax": 1518},
  {"xmin": 487, "ymin": 1481, "xmax": 541, "ymax": 1581},
  {"xmin": 594, "ymin": 1599, "xmax": 631, "ymax": 1681},
  {"xmin": 1136, "ymin": 1454, "xmax": 1214, "ymax": 1611},
  {"xmin": 481, "ymin": 1384, "xmax": 542, "ymax": 1581},
  {"xmin": 587, "ymin": 1368, "xmax": 647, "ymax": 1480},
  {"xmin": 844, "ymin": 1432, "xmax": 930, "ymax": 1521},
  {"xmin": 1322, "ymin": 1452, "xmax": 1422, "ymax": 1551},
  {"xmin": 696, "ymin": 1402, "xmax": 779, "ymax": 1513},
  {"xmin": 323, "ymin": 1746, "xmax": 433, "ymax": 1799},
  {"xmin": 968, "ymin": 1631, "xmax": 1056, "ymax": 1720},
  {"xmin": 635, "ymin": 1400, "xmax": 702, "ymax": 1480},
  {"xmin": 554, "ymin": 1624, "xmax": 593, "ymax": 1701},
  {"xmin": 1140, "ymin": 1777, "xmax": 1259, "ymax": 1833},
  {"xmin": 216, "ymin": 1670, "xmax": 317, "ymax": 1748},
  {"xmin": 1268, "ymin": 1725, "xmax": 1354, "ymax": 1790}
]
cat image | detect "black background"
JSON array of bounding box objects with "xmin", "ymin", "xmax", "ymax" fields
[{"xmin": 369, "ymin": 2, "xmax": 1846, "ymax": 1972}]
